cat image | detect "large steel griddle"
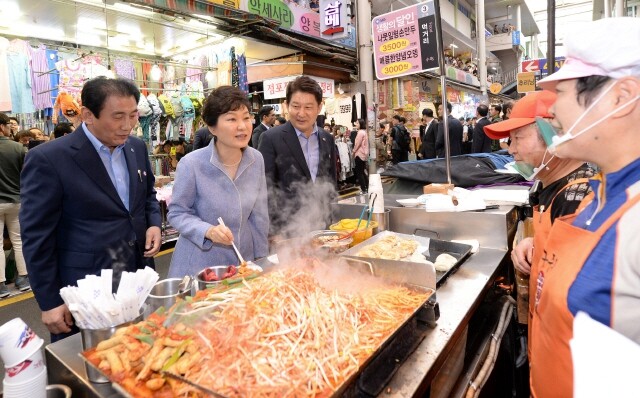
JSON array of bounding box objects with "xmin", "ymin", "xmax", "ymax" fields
[{"xmin": 80, "ymin": 256, "xmax": 437, "ymax": 398}]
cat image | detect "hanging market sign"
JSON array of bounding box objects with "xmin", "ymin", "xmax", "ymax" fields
[
  {"xmin": 372, "ymin": 1, "xmax": 439, "ymax": 80},
  {"xmin": 247, "ymin": 0, "xmax": 294, "ymax": 29},
  {"xmin": 319, "ymin": 0, "xmax": 350, "ymax": 40},
  {"xmin": 263, "ymin": 75, "xmax": 334, "ymax": 99},
  {"xmin": 133, "ymin": 0, "xmax": 355, "ymax": 48}
]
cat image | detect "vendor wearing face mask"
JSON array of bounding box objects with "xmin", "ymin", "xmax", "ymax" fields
[
  {"xmin": 515, "ymin": 17, "xmax": 640, "ymax": 398},
  {"xmin": 484, "ymin": 91, "xmax": 595, "ymax": 277}
]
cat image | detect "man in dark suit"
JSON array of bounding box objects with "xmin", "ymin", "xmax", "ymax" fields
[
  {"xmin": 20, "ymin": 77, "xmax": 162, "ymax": 341},
  {"xmin": 258, "ymin": 76, "xmax": 336, "ymax": 237},
  {"xmin": 251, "ymin": 105, "xmax": 275, "ymax": 148},
  {"xmin": 472, "ymin": 104, "xmax": 493, "ymax": 153},
  {"xmin": 192, "ymin": 126, "xmax": 213, "ymax": 150},
  {"xmin": 419, "ymin": 108, "xmax": 437, "ymax": 159},
  {"xmin": 435, "ymin": 102, "xmax": 464, "ymax": 157}
]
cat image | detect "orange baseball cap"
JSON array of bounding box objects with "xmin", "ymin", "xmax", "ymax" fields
[{"xmin": 483, "ymin": 90, "xmax": 557, "ymax": 139}]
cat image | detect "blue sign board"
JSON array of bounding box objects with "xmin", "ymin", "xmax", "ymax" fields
[
  {"xmin": 512, "ymin": 31, "xmax": 520, "ymax": 46},
  {"xmin": 539, "ymin": 57, "xmax": 565, "ymax": 75}
]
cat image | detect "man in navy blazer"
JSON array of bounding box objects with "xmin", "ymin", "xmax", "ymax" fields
[
  {"xmin": 472, "ymin": 104, "xmax": 493, "ymax": 153},
  {"xmin": 436, "ymin": 102, "xmax": 464, "ymax": 157},
  {"xmin": 20, "ymin": 77, "xmax": 162, "ymax": 341},
  {"xmin": 258, "ymin": 76, "xmax": 336, "ymax": 237}
]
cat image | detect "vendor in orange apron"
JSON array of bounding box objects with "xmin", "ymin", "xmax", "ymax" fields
[
  {"xmin": 527, "ymin": 181, "xmax": 591, "ymax": 342},
  {"xmin": 528, "ymin": 193, "xmax": 640, "ymax": 397}
]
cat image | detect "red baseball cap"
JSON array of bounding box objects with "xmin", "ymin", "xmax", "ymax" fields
[{"xmin": 483, "ymin": 90, "xmax": 557, "ymax": 139}]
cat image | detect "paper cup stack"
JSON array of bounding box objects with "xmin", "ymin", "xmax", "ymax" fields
[{"xmin": 0, "ymin": 318, "xmax": 47, "ymax": 398}]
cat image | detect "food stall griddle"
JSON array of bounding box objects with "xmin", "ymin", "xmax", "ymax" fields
[{"xmin": 80, "ymin": 257, "xmax": 437, "ymax": 398}]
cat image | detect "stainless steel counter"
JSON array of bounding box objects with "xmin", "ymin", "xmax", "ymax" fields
[
  {"xmin": 44, "ymin": 247, "xmax": 507, "ymax": 398},
  {"xmin": 382, "ymin": 247, "xmax": 507, "ymax": 397},
  {"xmin": 46, "ymin": 200, "xmax": 514, "ymax": 397}
]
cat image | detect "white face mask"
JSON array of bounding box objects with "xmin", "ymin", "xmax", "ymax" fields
[
  {"xmin": 507, "ymin": 149, "xmax": 556, "ymax": 181},
  {"xmin": 548, "ymin": 81, "xmax": 640, "ymax": 153}
]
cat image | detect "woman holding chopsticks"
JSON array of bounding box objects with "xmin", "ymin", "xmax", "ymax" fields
[{"xmin": 167, "ymin": 86, "xmax": 269, "ymax": 278}]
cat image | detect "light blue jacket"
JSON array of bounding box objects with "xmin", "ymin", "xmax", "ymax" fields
[{"xmin": 167, "ymin": 143, "xmax": 269, "ymax": 277}]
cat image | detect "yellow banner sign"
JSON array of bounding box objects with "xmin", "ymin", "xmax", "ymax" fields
[
  {"xmin": 517, "ymin": 72, "xmax": 536, "ymax": 93},
  {"xmin": 206, "ymin": 0, "xmax": 240, "ymax": 9}
]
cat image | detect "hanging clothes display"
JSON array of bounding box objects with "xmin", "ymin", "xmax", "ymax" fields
[
  {"xmin": 114, "ymin": 58, "xmax": 135, "ymax": 80},
  {"xmin": 230, "ymin": 47, "xmax": 239, "ymax": 87},
  {"xmin": 7, "ymin": 51, "xmax": 36, "ymax": 114},
  {"xmin": 0, "ymin": 38, "xmax": 13, "ymax": 111},
  {"xmin": 198, "ymin": 55, "xmax": 209, "ymax": 89},
  {"xmin": 237, "ymin": 53, "xmax": 248, "ymax": 94},
  {"xmin": 164, "ymin": 65, "xmax": 176, "ymax": 85},
  {"xmin": 45, "ymin": 49, "xmax": 59, "ymax": 110},
  {"xmin": 216, "ymin": 52, "xmax": 230, "ymax": 87},
  {"xmin": 30, "ymin": 45, "xmax": 52, "ymax": 110},
  {"xmin": 56, "ymin": 55, "xmax": 110, "ymax": 100}
]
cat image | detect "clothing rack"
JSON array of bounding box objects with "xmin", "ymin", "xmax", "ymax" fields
[{"xmin": 35, "ymin": 47, "xmax": 217, "ymax": 78}]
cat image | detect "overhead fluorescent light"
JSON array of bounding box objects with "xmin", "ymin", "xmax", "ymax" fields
[{"xmin": 0, "ymin": 1, "xmax": 22, "ymax": 18}]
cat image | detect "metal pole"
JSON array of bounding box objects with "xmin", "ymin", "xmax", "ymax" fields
[
  {"xmin": 476, "ymin": 0, "xmax": 487, "ymax": 97},
  {"xmin": 356, "ymin": 0, "xmax": 377, "ymax": 174},
  {"xmin": 433, "ymin": 0, "xmax": 452, "ymax": 184},
  {"xmin": 547, "ymin": 0, "xmax": 555, "ymax": 75},
  {"xmin": 615, "ymin": 0, "xmax": 625, "ymax": 16}
]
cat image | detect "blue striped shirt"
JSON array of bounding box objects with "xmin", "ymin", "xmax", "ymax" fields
[{"xmin": 82, "ymin": 123, "xmax": 130, "ymax": 211}]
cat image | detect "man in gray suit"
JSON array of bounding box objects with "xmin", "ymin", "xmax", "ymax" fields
[{"xmin": 258, "ymin": 77, "xmax": 336, "ymax": 237}]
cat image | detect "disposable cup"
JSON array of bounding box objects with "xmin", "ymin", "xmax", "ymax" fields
[
  {"xmin": 3, "ymin": 367, "xmax": 47, "ymax": 398},
  {"xmin": 0, "ymin": 318, "xmax": 44, "ymax": 367},
  {"xmin": 4, "ymin": 341, "xmax": 45, "ymax": 383}
]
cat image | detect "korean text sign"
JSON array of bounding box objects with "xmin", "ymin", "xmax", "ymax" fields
[{"xmin": 372, "ymin": 1, "xmax": 439, "ymax": 80}]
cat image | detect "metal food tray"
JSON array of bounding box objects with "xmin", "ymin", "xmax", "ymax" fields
[
  {"xmin": 422, "ymin": 238, "xmax": 473, "ymax": 287},
  {"xmin": 340, "ymin": 230, "xmax": 472, "ymax": 288},
  {"xmin": 79, "ymin": 258, "xmax": 435, "ymax": 398}
]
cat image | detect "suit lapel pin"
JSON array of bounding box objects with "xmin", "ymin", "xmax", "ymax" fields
[
  {"xmin": 130, "ymin": 148, "xmax": 134, "ymax": 152},
  {"xmin": 143, "ymin": 171, "xmax": 147, "ymax": 176},
  {"xmin": 322, "ymin": 137, "xmax": 326, "ymax": 141}
]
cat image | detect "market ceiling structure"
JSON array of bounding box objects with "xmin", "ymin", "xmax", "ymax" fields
[
  {"xmin": 0, "ymin": 0, "xmax": 299, "ymax": 64},
  {"xmin": 0, "ymin": 0, "xmax": 541, "ymax": 72}
]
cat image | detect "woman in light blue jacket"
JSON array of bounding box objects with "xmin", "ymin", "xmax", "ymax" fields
[{"xmin": 167, "ymin": 86, "xmax": 269, "ymax": 278}]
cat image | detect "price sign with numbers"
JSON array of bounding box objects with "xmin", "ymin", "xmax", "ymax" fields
[{"xmin": 372, "ymin": 1, "xmax": 439, "ymax": 80}]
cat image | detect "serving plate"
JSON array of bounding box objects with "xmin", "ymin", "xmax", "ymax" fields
[{"xmin": 396, "ymin": 198, "xmax": 421, "ymax": 207}]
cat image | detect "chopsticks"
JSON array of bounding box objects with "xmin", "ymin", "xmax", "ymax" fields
[{"xmin": 217, "ymin": 217, "xmax": 246, "ymax": 266}]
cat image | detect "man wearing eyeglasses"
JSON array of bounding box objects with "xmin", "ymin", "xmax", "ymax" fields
[{"xmin": 8, "ymin": 117, "xmax": 19, "ymax": 139}]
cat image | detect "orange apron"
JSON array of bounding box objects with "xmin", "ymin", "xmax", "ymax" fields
[
  {"xmin": 529, "ymin": 192, "xmax": 640, "ymax": 398},
  {"xmin": 528, "ymin": 180, "xmax": 592, "ymax": 323}
]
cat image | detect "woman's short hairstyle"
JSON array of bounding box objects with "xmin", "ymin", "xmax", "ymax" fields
[{"xmin": 202, "ymin": 86, "xmax": 251, "ymax": 127}]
